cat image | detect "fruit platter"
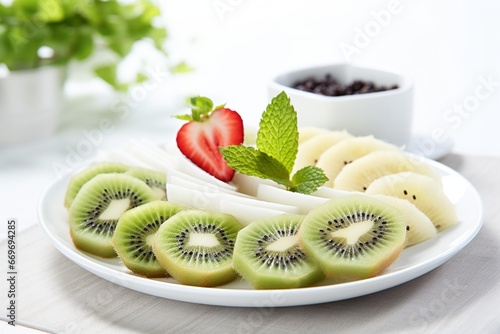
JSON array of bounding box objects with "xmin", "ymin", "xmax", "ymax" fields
[{"xmin": 38, "ymin": 92, "xmax": 483, "ymax": 307}]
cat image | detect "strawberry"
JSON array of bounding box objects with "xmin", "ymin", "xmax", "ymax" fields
[{"xmin": 175, "ymin": 96, "xmax": 244, "ymax": 182}]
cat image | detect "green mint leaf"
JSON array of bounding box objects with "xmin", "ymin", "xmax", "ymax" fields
[
  {"xmin": 290, "ymin": 166, "xmax": 329, "ymax": 195},
  {"xmin": 94, "ymin": 64, "xmax": 128, "ymax": 91},
  {"xmin": 256, "ymin": 91, "xmax": 298, "ymax": 173},
  {"xmin": 220, "ymin": 145, "xmax": 292, "ymax": 187}
]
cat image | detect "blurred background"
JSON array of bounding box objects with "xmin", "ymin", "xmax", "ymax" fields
[
  {"xmin": 158, "ymin": 0, "xmax": 500, "ymax": 155},
  {"xmin": 0, "ymin": 0, "xmax": 499, "ymax": 235}
]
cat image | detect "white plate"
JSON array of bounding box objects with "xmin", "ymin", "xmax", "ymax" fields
[{"xmin": 38, "ymin": 158, "xmax": 483, "ymax": 307}]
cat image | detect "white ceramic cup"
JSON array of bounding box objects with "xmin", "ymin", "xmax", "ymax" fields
[
  {"xmin": 0, "ymin": 65, "xmax": 66, "ymax": 146},
  {"xmin": 268, "ymin": 63, "xmax": 413, "ymax": 146}
]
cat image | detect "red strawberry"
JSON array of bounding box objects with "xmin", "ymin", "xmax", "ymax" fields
[{"xmin": 175, "ymin": 96, "xmax": 244, "ymax": 182}]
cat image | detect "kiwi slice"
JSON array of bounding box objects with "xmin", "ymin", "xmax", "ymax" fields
[
  {"xmin": 69, "ymin": 173, "xmax": 155, "ymax": 258},
  {"xmin": 365, "ymin": 172, "xmax": 457, "ymax": 231},
  {"xmin": 65, "ymin": 162, "xmax": 130, "ymax": 208},
  {"xmin": 233, "ymin": 214, "xmax": 324, "ymax": 289},
  {"xmin": 125, "ymin": 168, "xmax": 167, "ymax": 201},
  {"xmin": 299, "ymin": 194, "xmax": 406, "ymax": 280},
  {"xmin": 153, "ymin": 210, "xmax": 243, "ymax": 287},
  {"xmin": 112, "ymin": 201, "xmax": 185, "ymax": 277}
]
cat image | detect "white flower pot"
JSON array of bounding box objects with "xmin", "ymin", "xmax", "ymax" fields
[{"xmin": 0, "ymin": 65, "xmax": 66, "ymax": 146}]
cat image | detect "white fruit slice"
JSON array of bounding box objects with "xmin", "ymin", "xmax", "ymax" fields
[
  {"xmin": 167, "ymin": 170, "xmax": 299, "ymax": 219},
  {"xmin": 311, "ymin": 187, "xmax": 354, "ymax": 199},
  {"xmin": 293, "ymin": 130, "xmax": 353, "ymax": 174},
  {"xmin": 257, "ymin": 184, "xmax": 329, "ymax": 214},
  {"xmin": 219, "ymin": 190, "xmax": 299, "ymax": 225},
  {"xmin": 219, "ymin": 200, "xmax": 287, "ymax": 226},
  {"xmin": 219, "ymin": 192, "xmax": 299, "ymax": 213},
  {"xmin": 370, "ymin": 194, "xmax": 437, "ymax": 247},
  {"xmin": 173, "ymin": 151, "xmax": 237, "ymax": 191},
  {"xmin": 316, "ymin": 136, "xmax": 400, "ymax": 187},
  {"xmin": 231, "ymin": 172, "xmax": 277, "ymax": 197},
  {"xmin": 124, "ymin": 140, "xmax": 174, "ymax": 171},
  {"xmin": 333, "ymin": 151, "xmax": 441, "ymax": 192},
  {"xmin": 365, "ymin": 172, "xmax": 457, "ymax": 231},
  {"xmin": 166, "ymin": 183, "xmax": 221, "ymax": 211},
  {"xmin": 99, "ymin": 150, "xmax": 153, "ymax": 169},
  {"xmin": 298, "ymin": 127, "xmax": 329, "ymax": 144},
  {"xmin": 168, "ymin": 175, "xmax": 249, "ymax": 198}
]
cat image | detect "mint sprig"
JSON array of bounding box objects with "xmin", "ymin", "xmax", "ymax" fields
[
  {"xmin": 220, "ymin": 91, "xmax": 328, "ymax": 194},
  {"xmin": 257, "ymin": 92, "xmax": 298, "ymax": 172}
]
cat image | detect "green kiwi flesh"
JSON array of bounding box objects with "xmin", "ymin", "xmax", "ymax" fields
[
  {"xmin": 233, "ymin": 214, "xmax": 324, "ymax": 289},
  {"xmin": 125, "ymin": 168, "xmax": 167, "ymax": 201},
  {"xmin": 112, "ymin": 201, "xmax": 185, "ymax": 277},
  {"xmin": 299, "ymin": 194, "xmax": 406, "ymax": 280},
  {"xmin": 69, "ymin": 173, "xmax": 155, "ymax": 258},
  {"xmin": 153, "ymin": 210, "xmax": 243, "ymax": 287},
  {"xmin": 65, "ymin": 162, "xmax": 130, "ymax": 208}
]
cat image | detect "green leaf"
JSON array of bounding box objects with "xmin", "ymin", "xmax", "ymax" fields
[
  {"xmin": 190, "ymin": 96, "xmax": 214, "ymax": 121},
  {"xmin": 74, "ymin": 1, "xmax": 100, "ymax": 25},
  {"xmin": 173, "ymin": 114, "xmax": 193, "ymax": 121},
  {"xmin": 73, "ymin": 29, "xmax": 94, "ymax": 60},
  {"xmin": 94, "ymin": 63, "xmax": 117, "ymax": 86},
  {"xmin": 217, "ymin": 92, "xmax": 327, "ymax": 194},
  {"xmin": 37, "ymin": 0, "xmax": 64, "ymax": 22},
  {"xmin": 170, "ymin": 61, "xmax": 193, "ymax": 74},
  {"xmin": 0, "ymin": 0, "xmax": 177, "ymax": 91},
  {"xmin": 220, "ymin": 145, "xmax": 292, "ymax": 187},
  {"xmin": 148, "ymin": 27, "xmax": 168, "ymax": 51},
  {"xmin": 135, "ymin": 72, "xmax": 148, "ymax": 83},
  {"xmin": 290, "ymin": 166, "xmax": 329, "ymax": 195},
  {"xmin": 256, "ymin": 91, "xmax": 298, "ymax": 173},
  {"xmin": 214, "ymin": 103, "xmax": 226, "ymax": 110},
  {"xmin": 94, "ymin": 63, "xmax": 128, "ymax": 91}
]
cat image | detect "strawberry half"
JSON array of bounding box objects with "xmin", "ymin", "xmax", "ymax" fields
[{"xmin": 175, "ymin": 96, "xmax": 244, "ymax": 182}]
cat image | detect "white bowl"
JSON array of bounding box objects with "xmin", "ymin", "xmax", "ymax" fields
[{"xmin": 268, "ymin": 63, "xmax": 413, "ymax": 146}]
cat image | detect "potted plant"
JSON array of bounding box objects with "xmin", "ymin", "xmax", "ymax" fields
[{"xmin": 0, "ymin": 0, "xmax": 172, "ymax": 145}]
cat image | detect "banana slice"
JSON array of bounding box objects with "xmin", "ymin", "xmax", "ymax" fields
[{"xmin": 316, "ymin": 136, "xmax": 400, "ymax": 187}]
